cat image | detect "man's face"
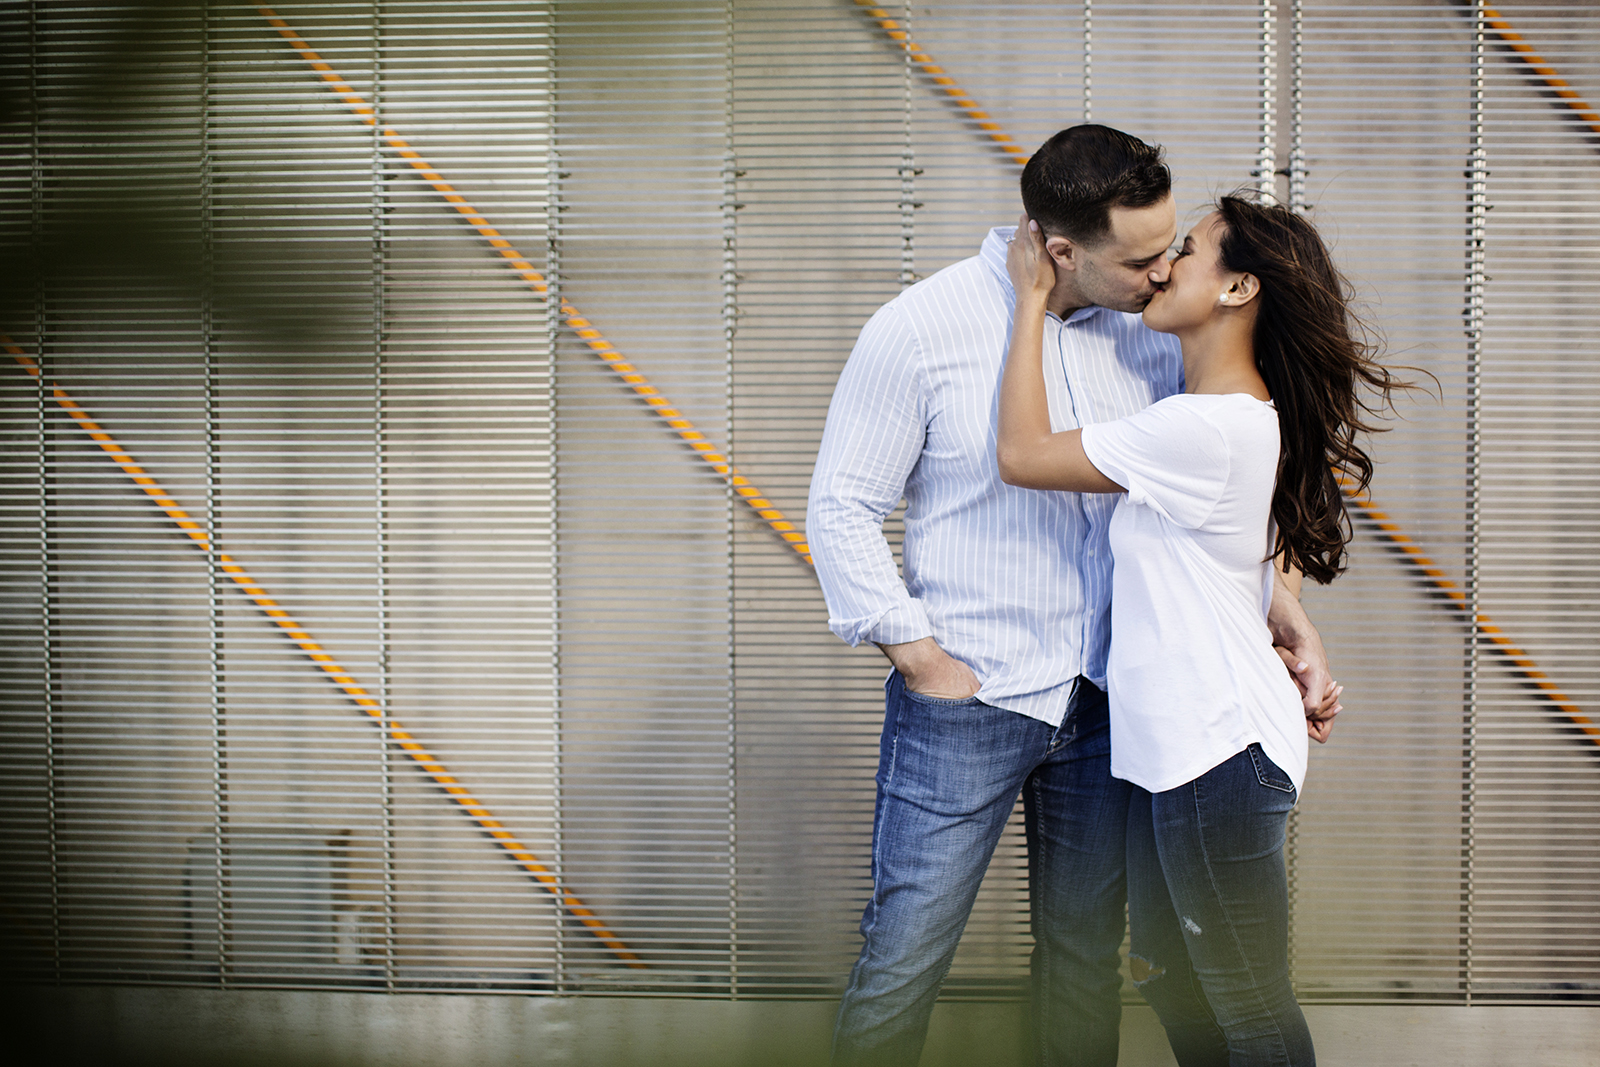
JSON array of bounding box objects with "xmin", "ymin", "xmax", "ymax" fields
[{"xmin": 1064, "ymin": 195, "xmax": 1177, "ymax": 314}]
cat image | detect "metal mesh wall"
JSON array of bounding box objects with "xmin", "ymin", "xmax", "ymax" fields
[{"xmin": 0, "ymin": 0, "xmax": 1596, "ymax": 1005}]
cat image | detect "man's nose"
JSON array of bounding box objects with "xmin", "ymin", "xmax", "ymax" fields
[{"xmin": 1148, "ymin": 256, "xmax": 1172, "ymax": 285}]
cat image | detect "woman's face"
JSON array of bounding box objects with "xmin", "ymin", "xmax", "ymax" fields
[{"xmin": 1142, "ymin": 212, "xmax": 1232, "ymax": 335}]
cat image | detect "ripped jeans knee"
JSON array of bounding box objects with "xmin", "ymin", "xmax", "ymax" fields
[{"xmin": 1129, "ymin": 953, "xmax": 1166, "ymax": 987}]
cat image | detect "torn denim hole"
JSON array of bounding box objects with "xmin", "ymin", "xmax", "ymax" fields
[
  {"xmin": 1129, "ymin": 954, "xmax": 1166, "ymax": 985},
  {"xmin": 1182, "ymin": 916, "xmax": 1203, "ymax": 935}
]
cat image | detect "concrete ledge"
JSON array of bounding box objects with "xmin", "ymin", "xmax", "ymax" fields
[{"xmin": 6, "ymin": 986, "xmax": 1597, "ymax": 1066}]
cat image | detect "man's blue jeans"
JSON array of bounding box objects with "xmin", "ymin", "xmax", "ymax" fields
[
  {"xmin": 831, "ymin": 672, "xmax": 1130, "ymax": 1067},
  {"xmin": 1127, "ymin": 744, "xmax": 1315, "ymax": 1067}
]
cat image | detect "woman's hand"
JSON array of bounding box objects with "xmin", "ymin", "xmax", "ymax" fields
[{"xmin": 1006, "ymin": 213, "xmax": 1055, "ymax": 304}]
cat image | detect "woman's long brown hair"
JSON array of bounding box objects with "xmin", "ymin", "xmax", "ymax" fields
[{"xmin": 1215, "ymin": 194, "xmax": 1402, "ymax": 586}]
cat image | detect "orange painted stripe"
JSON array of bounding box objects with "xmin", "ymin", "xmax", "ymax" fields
[
  {"xmin": 1481, "ymin": 5, "xmax": 1600, "ymax": 139},
  {"xmin": 859, "ymin": 7, "xmax": 1597, "ymax": 746},
  {"xmin": 8, "ymin": 341, "xmax": 644, "ymax": 967},
  {"xmin": 1339, "ymin": 476, "xmax": 1597, "ymax": 742},
  {"xmin": 257, "ymin": 6, "xmax": 810, "ymax": 566},
  {"xmin": 852, "ymin": 1, "xmax": 1031, "ymax": 166}
]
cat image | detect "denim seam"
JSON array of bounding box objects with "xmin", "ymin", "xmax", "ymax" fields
[
  {"xmin": 1048, "ymin": 713, "xmax": 1069, "ymax": 754},
  {"xmin": 1030, "ymin": 771, "xmax": 1049, "ymax": 1067},
  {"xmin": 1048, "ymin": 679, "xmax": 1085, "ymax": 753},
  {"xmin": 1189, "ymin": 773, "xmax": 1294, "ymax": 1064},
  {"xmin": 840, "ymin": 704, "xmax": 903, "ymax": 1019},
  {"xmin": 868, "ymin": 720, "xmax": 902, "ymax": 939},
  {"xmin": 1248, "ymin": 743, "xmax": 1295, "ymax": 794}
]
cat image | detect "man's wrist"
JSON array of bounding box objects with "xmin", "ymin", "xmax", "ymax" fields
[
  {"xmin": 865, "ymin": 599, "xmax": 935, "ymax": 650},
  {"xmin": 877, "ymin": 636, "xmax": 943, "ymax": 677}
]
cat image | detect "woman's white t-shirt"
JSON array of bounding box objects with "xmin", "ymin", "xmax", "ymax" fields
[{"xmin": 1079, "ymin": 392, "xmax": 1308, "ymax": 795}]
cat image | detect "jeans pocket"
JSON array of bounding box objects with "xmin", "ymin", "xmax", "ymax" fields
[
  {"xmin": 901, "ymin": 687, "xmax": 982, "ymax": 708},
  {"xmin": 1247, "ymin": 743, "xmax": 1295, "ymax": 794}
]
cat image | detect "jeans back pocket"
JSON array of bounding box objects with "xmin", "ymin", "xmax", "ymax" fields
[{"xmin": 1247, "ymin": 742, "xmax": 1295, "ymax": 794}]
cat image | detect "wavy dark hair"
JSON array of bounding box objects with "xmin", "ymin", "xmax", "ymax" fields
[{"xmin": 1214, "ymin": 193, "xmax": 1402, "ymax": 585}]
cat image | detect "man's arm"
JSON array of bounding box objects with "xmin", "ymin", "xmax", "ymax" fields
[
  {"xmin": 806, "ymin": 305, "xmax": 979, "ymax": 700},
  {"xmin": 877, "ymin": 637, "xmax": 981, "ymax": 700},
  {"xmin": 1268, "ymin": 564, "xmax": 1342, "ymax": 744}
]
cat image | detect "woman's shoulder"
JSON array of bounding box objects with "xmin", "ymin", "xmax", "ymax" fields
[
  {"xmin": 1158, "ymin": 392, "xmax": 1277, "ymax": 431},
  {"xmin": 1138, "ymin": 391, "xmax": 1270, "ymax": 423},
  {"xmin": 1155, "ymin": 391, "xmax": 1273, "ymax": 411}
]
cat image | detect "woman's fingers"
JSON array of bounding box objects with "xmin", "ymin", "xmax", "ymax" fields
[{"xmin": 1007, "ymin": 212, "xmax": 1055, "ymax": 298}]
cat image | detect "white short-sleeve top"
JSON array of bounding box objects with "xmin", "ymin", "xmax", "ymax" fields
[{"xmin": 1079, "ymin": 392, "xmax": 1308, "ymax": 795}]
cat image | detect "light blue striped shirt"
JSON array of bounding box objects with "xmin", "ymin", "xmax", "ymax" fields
[{"xmin": 807, "ymin": 227, "xmax": 1183, "ymax": 725}]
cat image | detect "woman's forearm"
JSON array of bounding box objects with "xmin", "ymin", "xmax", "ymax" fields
[
  {"xmin": 996, "ymin": 298, "xmax": 1121, "ymax": 493},
  {"xmin": 996, "ymin": 296, "xmax": 1054, "ymax": 485},
  {"xmin": 995, "ymin": 217, "xmax": 1123, "ymax": 494}
]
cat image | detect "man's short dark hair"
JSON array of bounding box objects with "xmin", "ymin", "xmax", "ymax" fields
[{"xmin": 1020, "ymin": 125, "xmax": 1171, "ymax": 247}]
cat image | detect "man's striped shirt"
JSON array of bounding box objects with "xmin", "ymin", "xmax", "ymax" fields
[{"xmin": 807, "ymin": 226, "xmax": 1183, "ymax": 725}]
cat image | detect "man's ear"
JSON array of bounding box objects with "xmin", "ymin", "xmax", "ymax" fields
[
  {"xmin": 1045, "ymin": 235, "xmax": 1077, "ymax": 272},
  {"xmin": 1225, "ymin": 272, "xmax": 1261, "ymax": 306}
]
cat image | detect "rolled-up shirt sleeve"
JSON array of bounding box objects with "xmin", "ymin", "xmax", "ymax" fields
[{"xmin": 806, "ymin": 303, "xmax": 935, "ymax": 648}]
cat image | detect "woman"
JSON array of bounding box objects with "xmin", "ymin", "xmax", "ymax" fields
[{"xmin": 997, "ymin": 194, "xmax": 1399, "ymax": 1066}]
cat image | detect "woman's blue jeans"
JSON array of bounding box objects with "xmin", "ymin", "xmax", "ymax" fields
[
  {"xmin": 1127, "ymin": 744, "xmax": 1316, "ymax": 1067},
  {"xmin": 831, "ymin": 672, "xmax": 1130, "ymax": 1067}
]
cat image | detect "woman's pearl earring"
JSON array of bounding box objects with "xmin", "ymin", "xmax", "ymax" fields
[{"xmin": 1218, "ymin": 293, "xmax": 1230, "ymax": 305}]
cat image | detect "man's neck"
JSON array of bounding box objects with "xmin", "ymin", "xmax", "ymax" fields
[{"xmin": 1046, "ymin": 279, "xmax": 1091, "ymax": 319}]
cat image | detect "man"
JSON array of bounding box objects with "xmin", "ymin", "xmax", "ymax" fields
[{"xmin": 806, "ymin": 125, "xmax": 1334, "ymax": 1067}]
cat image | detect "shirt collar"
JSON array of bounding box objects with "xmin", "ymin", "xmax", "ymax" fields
[
  {"xmin": 980, "ymin": 225, "xmax": 1110, "ymax": 326},
  {"xmin": 980, "ymin": 226, "xmax": 1018, "ymax": 304}
]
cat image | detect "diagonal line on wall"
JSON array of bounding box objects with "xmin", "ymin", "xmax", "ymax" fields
[
  {"xmin": 1452, "ymin": 0, "xmax": 1600, "ymax": 147},
  {"xmin": 8, "ymin": 343, "xmax": 644, "ymax": 968},
  {"xmin": 1343, "ymin": 478, "xmax": 1597, "ymax": 743},
  {"xmin": 257, "ymin": 6, "xmax": 811, "ymax": 566},
  {"xmin": 853, "ymin": 1, "xmax": 1598, "ymax": 745},
  {"xmin": 851, "ymin": 1, "xmax": 1032, "ymax": 165}
]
